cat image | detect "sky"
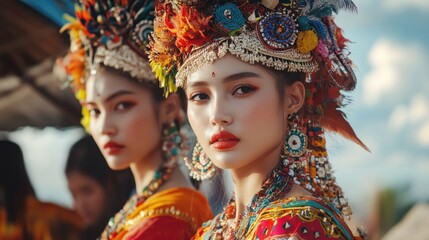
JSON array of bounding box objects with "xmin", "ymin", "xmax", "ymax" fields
[{"xmin": 7, "ymin": 0, "xmax": 429, "ymax": 222}]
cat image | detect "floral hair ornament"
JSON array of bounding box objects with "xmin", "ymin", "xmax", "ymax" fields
[
  {"xmin": 150, "ymin": 0, "xmax": 368, "ymax": 150},
  {"xmin": 56, "ymin": 0, "xmax": 159, "ymax": 132}
]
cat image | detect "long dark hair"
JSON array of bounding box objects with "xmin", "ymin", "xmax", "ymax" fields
[
  {"xmin": 0, "ymin": 139, "xmax": 35, "ymax": 224},
  {"xmin": 65, "ymin": 135, "xmax": 135, "ymax": 238}
]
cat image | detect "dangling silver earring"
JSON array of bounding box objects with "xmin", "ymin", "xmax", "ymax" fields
[
  {"xmin": 283, "ymin": 113, "xmax": 307, "ymax": 157},
  {"xmin": 184, "ymin": 142, "xmax": 216, "ymax": 180},
  {"xmin": 161, "ymin": 122, "xmax": 182, "ymax": 167}
]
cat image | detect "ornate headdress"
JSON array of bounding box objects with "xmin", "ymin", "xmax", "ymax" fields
[
  {"xmin": 149, "ymin": 0, "xmax": 368, "ymax": 218},
  {"xmin": 57, "ymin": 0, "xmax": 157, "ymax": 130},
  {"xmin": 149, "ymin": 0, "xmax": 367, "ymax": 147}
]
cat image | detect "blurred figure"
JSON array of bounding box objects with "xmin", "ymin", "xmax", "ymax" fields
[
  {"xmin": 65, "ymin": 135, "xmax": 135, "ymax": 240},
  {"xmin": 0, "ymin": 139, "xmax": 82, "ymax": 240},
  {"xmin": 198, "ymin": 171, "xmax": 231, "ymax": 215}
]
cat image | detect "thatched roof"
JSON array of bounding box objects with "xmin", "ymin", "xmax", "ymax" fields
[
  {"xmin": 0, "ymin": 0, "xmax": 81, "ymax": 131},
  {"xmin": 382, "ymin": 203, "xmax": 429, "ymax": 240}
]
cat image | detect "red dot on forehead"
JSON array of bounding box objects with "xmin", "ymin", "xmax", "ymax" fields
[{"xmin": 212, "ymin": 72, "xmax": 216, "ymax": 78}]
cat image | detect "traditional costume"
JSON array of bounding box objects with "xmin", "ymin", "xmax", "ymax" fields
[{"xmin": 149, "ymin": 0, "xmax": 368, "ymax": 239}]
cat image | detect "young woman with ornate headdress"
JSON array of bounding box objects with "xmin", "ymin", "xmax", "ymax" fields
[
  {"xmin": 150, "ymin": 0, "xmax": 368, "ymax": 239},
  {"xmin": 57, "ymin": 0, "xmax": 213, "ymax": 239}
]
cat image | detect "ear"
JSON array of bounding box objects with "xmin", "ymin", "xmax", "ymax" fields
[
  {"xmin": 159, "ymin": 93, "xmax": 180, "ymax": 124},
  {"xmin": 284, "ymin": 81, "xmax": 306, "ymax": 116}
]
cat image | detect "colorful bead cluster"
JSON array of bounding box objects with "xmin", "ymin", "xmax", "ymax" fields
[
  {"xmin": 284, "ymin": 113, "xmax": 308, "ymax": 157},
  {"xmin": 100, "ymin": 164, "xmax": 175, "ymax": 239},
  {"xmin": 257, "ymin": 11, "xmax": 298, "ymax": 50},
  {"xmin": 284, "ymin": 120, "xmax": 353, "ymax": 218},
  {"xmin": 184, "ymin": 142, "xmax": 217, "ymax": 180},
  {"xmin": 214, "ymin": 3, "xmax": 245, "ymax": 34},
  {"xmin": 209, "ymin": 161, "xmax": 292, "ymax": 240},
  {"xmin": 162, "ymin": 122, "xmax": 184, "ymax": 167},
  {"xmin": 75, "ymin": 0, "xmax": 155, "ymax": 57}
]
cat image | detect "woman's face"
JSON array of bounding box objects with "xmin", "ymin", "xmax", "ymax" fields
[
  {"xmin": 85, "ymin": 69, "xmax": 163, "ymax": 170},
  {"xmin": 185, "ymin": 54, "xmax": 287, "ymax": 170},
  {"xmin": 67, "ymin": 171, "xmax": 106, "ymax": 227}
]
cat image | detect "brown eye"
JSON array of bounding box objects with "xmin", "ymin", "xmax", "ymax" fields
[
  {"xmin": 88, "ymin": 108, "xmax": 100, "ymax": 117},
  {"xmin": 115, "ymin": 102, "xmax": 134, "ymax": 111},
  {"xmin": 233, "ymin": 85, "xmax": 256, "ymax": 95},
  {"xmin": 189, "ymin": 93, "xmax": 209, "ymax": 102}
]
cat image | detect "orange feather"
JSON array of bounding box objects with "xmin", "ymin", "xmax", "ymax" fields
[{"xmin": 320, "ymin": 103, "xmax": 370, "ymax": 152}]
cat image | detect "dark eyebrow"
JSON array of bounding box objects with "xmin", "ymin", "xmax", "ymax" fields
[
  {"xmin": 185, "ymin": 80, "xmax": 208, "ymax": 89},
  {"xmin": 223, "ymin": 72, "xmax": 261, "ymax": 83},
  {"xmin": 186, "ymin": 72, "xmax": 261, "ymax": 89},
  {"xmin": 105, "ymin": 90, "xmax": 135, "ymax": 102}
]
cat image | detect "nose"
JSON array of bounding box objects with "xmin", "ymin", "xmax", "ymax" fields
[
  {"xmin": 96, "ymin": 113, "xmax": 116, "ymax": 136},
  {"xmin": 210, "ymin": 95, "xmax": 232, "ymax": 127}
]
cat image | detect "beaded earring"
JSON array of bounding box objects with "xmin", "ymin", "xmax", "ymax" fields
[
  {"xmin": 284, "ymin": 113, "xmax": 307, "ymax": 157},
  {"xmin": 184, "ymin": 142, "xmax": 216, "ymax": 181},
  {"xmin": 161, "ymin": 122, "xmax": 182, "ymax": 167}
]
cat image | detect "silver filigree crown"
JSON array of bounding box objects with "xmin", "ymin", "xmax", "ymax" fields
[{"xmin": 176, "ymin": 32, "xmax": 317, "ymax": 86}]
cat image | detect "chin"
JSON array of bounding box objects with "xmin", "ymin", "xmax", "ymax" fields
[
  {"xmin": 105, "ymin": 157, "xmax": 130, "ymax": 170},
  {"xmin": 210, "ymin": 153, "xmax": 249, "ymax": 170}
]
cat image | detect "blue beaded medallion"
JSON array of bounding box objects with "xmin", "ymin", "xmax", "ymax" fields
[
  {"xmin": 284, "ymin": 128, "xmax": 307, "ymax": 157},
  {"xmin": 131, "ymin": 19, "xmax": 153, "ymax": 50},
  {"xmin": 257, "ymin": 12, "xmax": 298, "ymax": 50},
  {"xmin": 214, "ymin": 3, "xmax": 245, "ymax": 33}
]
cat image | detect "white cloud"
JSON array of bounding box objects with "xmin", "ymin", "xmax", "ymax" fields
[
  {"xmin": 409, "ymin": 96, "xmax": 429, "ymax": 123},
  {"xmin": 387, "ymin": 95, "xmax": 429, "ymax": 146},
  {"xmin": 417, "ymin": 121, "xmax": 429, "ymax": 146},
  {"xmin": 382, "ymin": 0, "xmax": 429, "ymax": 11},
  {"xmin": 389, "ymin": 95, "xmax": 429, "ymax": 131},
  {"xmin": 389, "ymin": 106, "xmax": 408, "ymax": 130},
  {"xmin": 363, "ymin": 39, "xmax": 429, "ymax": 106}
]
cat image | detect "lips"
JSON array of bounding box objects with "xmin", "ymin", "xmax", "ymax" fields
[
  {"xmin": 103, "ymin": 141, "xmax": 124, "ymax": 155},
  {"xmin": 210, "ymin": 131, "xmax": 240, "ymax": 150}
]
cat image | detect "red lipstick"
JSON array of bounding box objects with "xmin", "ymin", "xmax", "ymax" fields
[
  {"xmin": 103, "ymin": 141, "xmax": 124, "ymax": 155},
  {"xmin": 210, "ymin": 131, "xmax": 239, "ymax": 150}
]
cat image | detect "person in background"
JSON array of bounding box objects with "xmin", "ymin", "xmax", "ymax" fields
[
  {"xmin": 0, "ymin": 139, "xmax": 82, "ymax": 240},
  {"xmin": 57, "ymin": 0, "xmax": 213, "ymax": 239},
  {"xmin": 65, "ymin": 135, "xmax": 134, "ymax": 240}
]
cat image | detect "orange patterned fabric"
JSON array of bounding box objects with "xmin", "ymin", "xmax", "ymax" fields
[
  {"xmin": 1, "ymin": 196, "xmax": 83, "ymax": 240},
  {"xmin": 111, "ymin": 188, "xmax": 213, "ymax": 240}
]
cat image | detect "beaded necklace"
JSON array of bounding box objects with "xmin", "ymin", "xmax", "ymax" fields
[
  {"xmin": 99, "ymin": 163, "xmax": 175, "ymax": 240},
  {"xmin": 212, "ymin": 161, "xmax": 293, "ymax": 240}
]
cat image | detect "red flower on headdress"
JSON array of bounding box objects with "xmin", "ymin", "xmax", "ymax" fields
[
  {"xmin": 151, "ymin": 15, "xmax": 178, "ymax": 68},
  {"xmin": 65, "ymin": 49, "xmax": 86, "ymax": 90},
  {"xmin": 59, "ymin": 18, "xmax": 87, "ymax": 92},
  {"xmin": 165, "ymin": 5, "xmax": 214, "ymax": 53}
]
